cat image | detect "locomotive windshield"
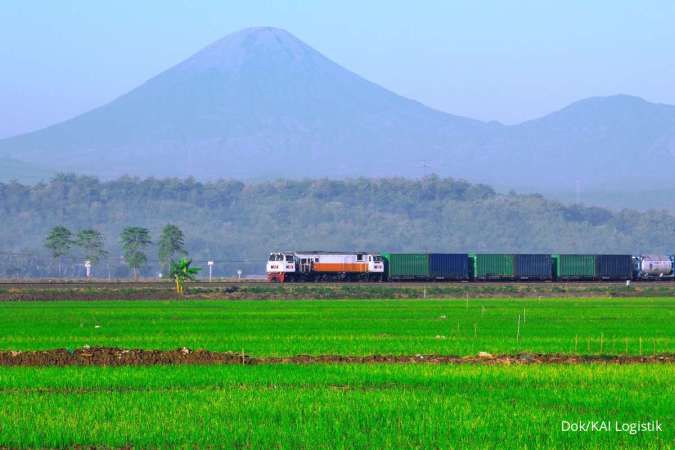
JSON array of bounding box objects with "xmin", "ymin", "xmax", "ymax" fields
[{"xmin": 268, "ymin": 254, "xmax": 284, "ymax": 261}]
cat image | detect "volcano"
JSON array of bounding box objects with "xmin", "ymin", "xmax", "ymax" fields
[{"xmin": 0, "ymin": 27, "xmax": 487, "ymax": 180}]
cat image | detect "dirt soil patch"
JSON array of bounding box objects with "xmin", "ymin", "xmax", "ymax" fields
[
  {"xmin": 2, "ymin": 281, "xmax": 674, "ymax": 301},
  {"xmin": 0, "ymin": 348, "xmax": 672, "ymax": 366}
]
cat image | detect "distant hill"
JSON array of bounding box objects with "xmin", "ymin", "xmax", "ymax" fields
[
  {"xmin": 499, "ymin": 95, "xmax": 675, "ymax": 190},
  {"xmin": 1, "ymin": 27, "xmax": 674, "ymax": 191},
  {"xmin": 545, "ymin": 187, "xmax": 675, "ymax": 214}
]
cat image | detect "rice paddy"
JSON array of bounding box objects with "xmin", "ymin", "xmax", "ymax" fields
[
  {"xmin": 0, "ymin": 297, "xmax": 672, "ymax": 356},
  {"xmin": 0, "ymin": 296, "xmax": 672, "ymax": 448},
  {"xmin": 0, "ymin": 364, "xmax": 671, "ymax": 448}
]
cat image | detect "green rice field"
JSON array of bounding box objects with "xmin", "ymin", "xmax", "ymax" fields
[
  {"xmin": 0, "ymin": 364, "xmax": 671, "ymax": 448},
  {"xmin": 0, "ymin": 297, "xmax": 672, "ymax": 448},
  {"xmin": 0, "ymin": 297, "xmax": 672, "ymax": 355}
]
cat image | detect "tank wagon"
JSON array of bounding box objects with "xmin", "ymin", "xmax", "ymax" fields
[
  {"xmin": 267, "ymin": 251, "xmax": 674, "ymax": 282},
  {"xmin": 633, "ymin": 255, "xmax": 675, "ymax": 280}
]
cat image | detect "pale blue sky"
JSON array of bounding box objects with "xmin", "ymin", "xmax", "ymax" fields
[{"xmin": 1, "ymin": 0, "xmax": 674, "ymax": 138}]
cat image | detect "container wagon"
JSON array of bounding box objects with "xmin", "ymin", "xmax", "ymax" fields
[
  {"xmin": 514, "ymin": 254, "xmax": 553, "ymax": 280},
  {"xmin": 552, "ymin": 254, "xmax": 596, "ymax": 281},
  {"xmin": 471, "ymin": 254, "xmax": 515, "ymax": 281},
  {"xmin": 429, "ymin": 253, "xmax": 470, "ymax": 280},
  {"xmin": 382, "ymin": 253, "xmax": 430, "ymax": 280},
  {"xmin": 595, "ymin": 255, "xmax": 633, "ymax": 280}
]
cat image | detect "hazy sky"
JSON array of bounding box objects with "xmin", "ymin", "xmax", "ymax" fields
[{"xmin": 1, "ymin": 1, "xmax": 674, "ymax": 139}]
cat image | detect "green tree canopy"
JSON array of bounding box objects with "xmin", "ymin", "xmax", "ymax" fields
[
  {"xmin": 45, "ymin": 226, "xmax": 74, "ymax": 258},
  {"xmin": 75, "ymin": 229, "xmax": 108, "ymax": 266},
  {"xmin": 120, "ymin": 227, "xmax": 151, "ymax": 279},
  {"xmin": 45, "ymin": 226, "xmax": 74, "ymax": 276},
  {"xmin": 158, "ymin": 224, "xmax": 186, "ymax": 270}
]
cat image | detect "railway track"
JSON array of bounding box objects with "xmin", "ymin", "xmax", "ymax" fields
[{"xmin": 0, "ymin": 279, "xmax": 672, "ymax": 290}]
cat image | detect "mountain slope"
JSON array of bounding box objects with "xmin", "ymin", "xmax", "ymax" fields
[
  {"xmin": 0, "ymin": 158, "xmax": 53, "ymax": 183},
  {"xmin": 1, "ymin": 27, "xmax": 674, "ymax": 189}
]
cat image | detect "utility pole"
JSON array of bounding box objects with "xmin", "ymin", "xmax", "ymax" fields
[{"xmin": 208, "ymin": 260, "xmax": 214, "ymax": 282}]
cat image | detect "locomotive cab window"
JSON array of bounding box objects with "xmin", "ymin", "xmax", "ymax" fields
[
  {"xmin": 285, "ymin": 255, "xmax": 294, "ymax": 262},
  {"xmin": 357, "ymin": 254, "xmax": 364, "ymax": 261}
]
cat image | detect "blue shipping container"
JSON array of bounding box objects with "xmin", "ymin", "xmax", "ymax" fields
[
  {"xmin": 514, "ymin": 254, "xmax": 553, "ymax": 280},
  {"xmin": 595, "ymin": 255, "xmax": 633, "ymax": 280},
  {"xmin": 429, "ymin": 254, "xmax": 470, "ymax": 280}
]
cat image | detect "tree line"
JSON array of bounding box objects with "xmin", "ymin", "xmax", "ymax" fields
[
  {"xmin": 1, "ymin": 174, "xmax": 673, "ymax": 278},
  {"xmin": 44, "ymin": 224, "xmax": 188, "ymax": 279}
]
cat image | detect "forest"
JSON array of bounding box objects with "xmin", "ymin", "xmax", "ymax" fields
[{"xmin": 0, "ymin": 174, "xmax": 673, "ymax": 278}]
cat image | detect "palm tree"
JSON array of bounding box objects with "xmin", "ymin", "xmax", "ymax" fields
[{"xmin": 169, "ymin": 258, "xmax": 201, "ymax": 295}]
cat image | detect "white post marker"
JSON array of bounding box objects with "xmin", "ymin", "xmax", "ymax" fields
[
  {"xmin": 208, "ymin": 261, "xmax": 214, "ymax": 282},
  {"xmin": 237, "ymin": 269, "xmax": 242, "ymax": 280},
  {"xmin": 84, "ymin": 260, "xmax": 92, "ymax": 278}
]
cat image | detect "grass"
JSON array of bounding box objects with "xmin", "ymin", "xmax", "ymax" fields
[
  {"xmin": 0, "ymin": 297, "xmax": 672, "ymax": 356},
  {"xmin": 0, "ymin": 364, "xmax": 671, "ymax": 448}
]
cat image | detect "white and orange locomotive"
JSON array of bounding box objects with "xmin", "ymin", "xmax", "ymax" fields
[{"xmin": 267, "ymin": 251, "xmax": 384, "ymax": 282}]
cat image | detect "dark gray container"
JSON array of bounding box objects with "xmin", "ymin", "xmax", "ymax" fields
[
  {"xmin": 514, "ymin": 254, "xmax": 553, "ymax": 280},
  {"xmin": 429, "ymin": 254, "xmax": 469, "ymax": 280},
  {"xmin": 595, "ymin": 255, "xmax": 633, "ymax": 280}
]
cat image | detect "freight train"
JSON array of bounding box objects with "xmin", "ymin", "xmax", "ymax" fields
[{"xmin": 266, "ymin": 252, "xmax": 675, "ymax": 282}]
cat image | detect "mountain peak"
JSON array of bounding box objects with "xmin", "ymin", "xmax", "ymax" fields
[
  {"xmin": 173, "ymin": 26, "xmax": 319, "ymax": 74},
  {"xmin": 522, "ymin": 94, "xmax": 675, "ymax": 127},
  {"xmin": 568, "ymin": 94, "xmax": 649, "ymax": 108},
  {"xmin": 233, "ymin": 26, "xmax": 297, "ymax": 39}
]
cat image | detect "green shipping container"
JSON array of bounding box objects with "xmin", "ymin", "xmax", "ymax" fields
[
  {"xmin": 383, "ymin": 253, "xmax": 430, "ymax": 279},
  {"xmin": 472, "ymin": 254, "xmax": 514, "ymax": 280},
  {"xmin": 553, "ymin": 254, "xmax": 596, "ymax": 279}
]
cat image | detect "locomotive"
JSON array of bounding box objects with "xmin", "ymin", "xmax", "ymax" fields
[
  {"xmin": 267, "ymin": 251, "xmax": 384, "ymax": 282},
  {"xmin": 267, "ymin": 251, "xmax": 675, "ymax": 282}
]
